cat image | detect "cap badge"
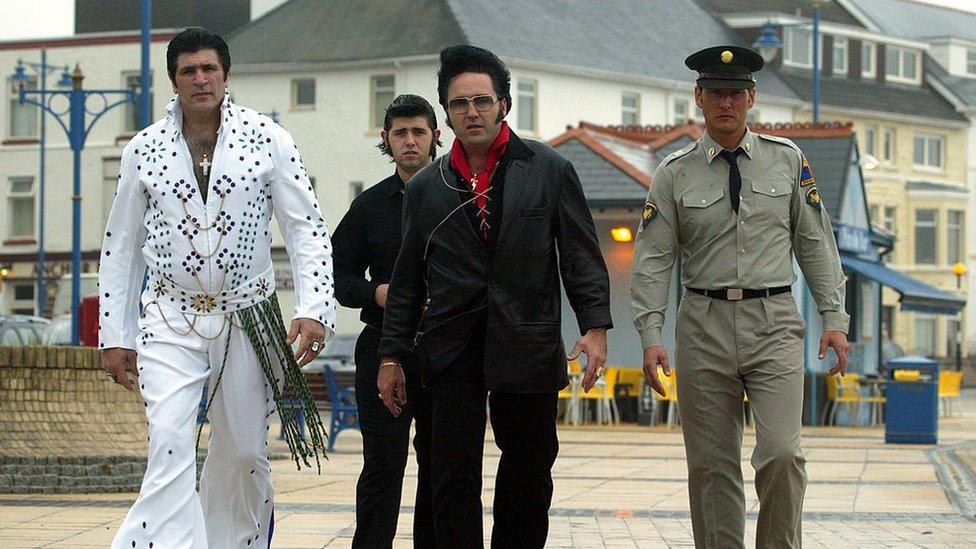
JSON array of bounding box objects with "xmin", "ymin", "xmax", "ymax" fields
[{"xmin": 721, "ymin": 50, "xmax": 734, "ymax": 63}]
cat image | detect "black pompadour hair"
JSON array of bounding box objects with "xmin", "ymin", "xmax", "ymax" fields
[{"xmin": 166, "ymin": 27, "xmax": 231, "ymax": 82}]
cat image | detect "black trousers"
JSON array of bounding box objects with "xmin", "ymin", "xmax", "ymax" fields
[
  {"xmin": 427, "ymin": 330, "xmax": 560, "ymax": 548},
  {"xmin": 352, "ymin": 326, "xmax": 434, "ymax": 548}
]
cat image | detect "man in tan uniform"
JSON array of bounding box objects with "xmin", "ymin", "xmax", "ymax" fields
[{"xmin": 631, "ymin": 45, "xmax": 850, "ymax": 548}]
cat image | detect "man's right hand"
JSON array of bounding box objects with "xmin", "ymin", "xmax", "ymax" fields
[
  {"xmin": 642, "ymin": 345, "xmax": 670, "ymax": 397},
  {"xmin": 377, "ymin": 358, "xmax": 407, "ymax": 417},
  {"xmin": 374, "ymin": 284, "xmax": 389, "ymax": 308},
  {"xmin": 102, "ymin": 347, "xmax": 138, "ymax": 391}
]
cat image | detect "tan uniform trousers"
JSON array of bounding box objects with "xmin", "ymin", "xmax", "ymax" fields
[{"xmin": 675, "ymin": 290, "xmax": 807, "ymax": 549}]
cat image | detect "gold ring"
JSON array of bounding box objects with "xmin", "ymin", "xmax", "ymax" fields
[
  {"xmin": 378, "ymin": 393, "xmax": 384, "ymax": 399},
  {"xmin": 596, "ymin": 367, "xmax": 606, "ymax": 378},
  {"xmin": 310, "ymin": 341, "xmax": 323, "ymax": 353}
]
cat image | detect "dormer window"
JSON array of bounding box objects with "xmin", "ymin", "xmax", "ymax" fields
[
  {"xmin": 861, "ymin": 41, "xmax": 876, "ymax": 78},
  {"xmin": 784, "ymin": 28, "xmax": 814, "ymax": 68},
  {"xmin": 967, "ymin": 49, "xmax": 976, "ymax": 76},
  {"xmin": 885, "ymin": 45, "xmax": 919, "ymax": 84},
  {"xmin": 833, "ymin": 37, "xmax": 848, "ymax": 75}
]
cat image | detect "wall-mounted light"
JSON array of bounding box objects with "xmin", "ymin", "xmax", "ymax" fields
[{"xmin": 611, "ymin": 226, "xmax": 633, "ymax": 242}]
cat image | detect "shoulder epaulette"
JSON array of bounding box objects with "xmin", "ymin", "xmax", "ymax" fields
[
  {"xmin": 660, "ymin": 141, "xmax": 699, "ymax": 167},
  {"xmin": 757, "ymin": 133, "xmax": 802, "ymax": 155}
]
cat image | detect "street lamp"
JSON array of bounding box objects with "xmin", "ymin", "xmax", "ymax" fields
[
  {"xmin": 753, "ymin": 1, "xmax": 822, "ymax": 123},
  {"xmin": 10, "ymin": 54, "xmax": 70, "ymax": 317},
  {"xmin": 11, "ymin": 63, "xmax": 135, "ymax": 345},
  {"xmin": 953, "ymin": 262, "xmax": 967, "ymax": 372}
]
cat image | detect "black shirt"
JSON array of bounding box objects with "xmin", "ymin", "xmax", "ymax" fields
[{"xmin": 333, "ymin": 172, "xmax": 405, "ymax": 329}]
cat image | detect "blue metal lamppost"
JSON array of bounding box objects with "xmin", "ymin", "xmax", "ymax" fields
[
  {"xmin": 11, "ymin": 64, "xmax": 135, "ymax": 344},
  {"xmin": 13, "ymin": 52, "xmax": 70, "ymax": 316},
  {"xmin": 753, "ymin": 1, "xmax": 822, "ymax": 123}
]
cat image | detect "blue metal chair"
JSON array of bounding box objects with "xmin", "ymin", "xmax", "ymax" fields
[{"xmin": 322, "ymin": 363, "xmax": 358, "ymax": 451}]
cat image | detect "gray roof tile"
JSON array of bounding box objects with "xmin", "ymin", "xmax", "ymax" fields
[{"xmin": 850, "ymin": 0, "xmax": 976, "ymax": 42}]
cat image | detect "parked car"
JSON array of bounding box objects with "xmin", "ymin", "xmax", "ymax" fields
[{"xmin": 0, "ymin": 315, "xmax": 50, "ymax": 345}]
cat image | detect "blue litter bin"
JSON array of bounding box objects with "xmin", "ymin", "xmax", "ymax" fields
[{"xmin": 884, "ymin": 356, "xmax": 938, "ymax": 444}]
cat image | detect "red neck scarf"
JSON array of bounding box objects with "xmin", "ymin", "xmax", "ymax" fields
[{"xmin": 449, "ymin": 121, "xmax": 511, "ymax": 240}]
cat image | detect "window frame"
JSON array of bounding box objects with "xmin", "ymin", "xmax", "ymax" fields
[
  {"xmin": 620, "ymin": 91, "xmax": 640, "ymax": 127},
  {"xmin": 833, "ymin": 36, "xmax": 848, "ymax": 75},
  {"xmin": 7, "ymin": 176, "xmax": 36, "ymax": 239},
  {"xmin": 967, "ymin": 49, "xmax": 976, "ymax": 76},
  {"xmin": 369, "ymin": 74, "xmax": 395, "ymax": 131},
  {"xmin": 7, "ymin": 75, "xmax": 39, "ymax": 138},
  {"xmin": 863, "ymin": 124, "xmax": 877, "ymax": 157},
  {"xmin": 947, "ymin": 210, "xmax": 964, "ymax": 265},
  {"xmin": 882, "ymin": 127, "xmax": 896, "ymax": 165},
  {"xmin": 884, "ymin": 45, "xmax": 921, "ymax": 84},
  {"xmin": 291, "ymin": 77, "xmax": 316, "ymax": 110},
  {"xmin": 912, "ymin": 133, "xmax": 944, "ymax": 170},
  {"xmin": 783, "ymin": 27, "xmax": 814, "ymax": 68},
  {"xmin": 121, "ymin": 71, "xmax": 152, "ymax": 134},
  {"xmin": 914, "ymin": 314, "xmax": 937, "ymax": 357},
  {"xmin": 914, "ymin": 208, "xmax": 937, "ymax": 265},
  {"xmin": 672, "ymin": 98, "xmax": 689, "ymax": 125},
  {"xmin": 861, "ymin": 41, "xmax": 876, "ymax": 78},
  {"xmin": 516, "ymin": 78, "xmax": 538, "ymax": 133}
]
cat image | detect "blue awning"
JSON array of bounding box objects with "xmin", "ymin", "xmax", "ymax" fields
[{"xmin": 840, "ymin": 255, "xmax": 966, "ymax": 315}]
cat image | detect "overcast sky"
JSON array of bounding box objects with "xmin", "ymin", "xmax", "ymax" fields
[{"xmin": 1, "ymin": 0, "xmax": 975, "ymax": 41}]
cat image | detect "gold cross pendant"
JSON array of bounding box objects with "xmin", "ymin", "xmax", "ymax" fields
[{"xmin": 199, "ymin": 154, "xmax": 212, "ymax": 177}]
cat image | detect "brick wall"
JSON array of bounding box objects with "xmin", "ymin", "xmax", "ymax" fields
[{"xmin": 0, "ymin": 345, "xmax": 149, "ymax": 493}]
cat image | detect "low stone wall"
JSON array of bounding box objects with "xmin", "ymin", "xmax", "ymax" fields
[{"xmin": 0, "ymin": 346, "xmax": 148, "ymax": 493}]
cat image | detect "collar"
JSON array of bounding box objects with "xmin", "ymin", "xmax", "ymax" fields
[
  {"xmin": 385, "ymin": 171, "xmax": 405, "ymax": 197},
  {"xmin": 450, "ymin": 121, "xmax": 511, "ymax": 183},
  {"xmin": 700, "ymin": 127, "xmax": 755, "ymax": 164},
  {"xmin": 165, "ymin": 89, "xmax": 234, "ymax": 136}
]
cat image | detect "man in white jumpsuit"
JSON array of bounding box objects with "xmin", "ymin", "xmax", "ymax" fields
[{"xmin": 99, "ymin": 27, "xmax": 336, "ymax": 548}]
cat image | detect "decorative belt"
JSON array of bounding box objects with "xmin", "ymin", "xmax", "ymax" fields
[{"xmin": 686, "ymin": 286, "xmax": 791, "ymax": 301}]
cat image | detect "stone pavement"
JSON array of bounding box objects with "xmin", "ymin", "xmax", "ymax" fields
[{"xmin": 2, "ymin": 391, "xmax": 976, "ymax": 548}]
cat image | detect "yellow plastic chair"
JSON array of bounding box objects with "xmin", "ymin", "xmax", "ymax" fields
[
  {"xmin": 653, "ymin": 367, "xmax": 679, "ymax": 428},
  {"xmin": 822, "ymin": 373, "xmax": 863, "ymax": 426},
  {"xmin": 558, "ymin": 359, "xmax": 583, "ymax": 425},
  {"xmin": 893, "ymin": 369, "xmax": 921, "ymax": 381},
  {"xmin": 579, "ymin": 366, "xmax": 620, "ymax": 425},
  {"xmin": 861, "ymin": 381, "xmax": 887, "ymax": 426},
  {"xmin": 939, "ymin": 371, "xmax": 964, "ymax": 417}
]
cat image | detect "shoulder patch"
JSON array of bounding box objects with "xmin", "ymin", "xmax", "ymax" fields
[
  {"xmin": 660, "ymin": 141, "xmax": 699, "ymax": 168},
  {"xmin": 641, "ymin": 201, "xmax": 658, "ymax": 229},
  {"xmin": 800, "ymin": 156, "xmax": 816, "ymax": 187}
]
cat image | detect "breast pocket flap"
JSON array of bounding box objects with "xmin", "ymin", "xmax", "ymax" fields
[
  {"xmin": 750, "ymin": 180, "xmax": 791, "ymax": 197},
  {"xmin": 682, "ymin": 189, "xmax": 725, "ymax": 209}
]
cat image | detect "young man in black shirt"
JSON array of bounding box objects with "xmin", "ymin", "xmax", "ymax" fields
[{"xmin": 332, "ymin": 94, "xmax": 441, "ymax": 548}]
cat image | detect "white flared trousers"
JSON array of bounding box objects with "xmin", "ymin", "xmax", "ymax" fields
[{"xmin": 112, "ymin": 304, "xmax": 281, "ymax": 549}]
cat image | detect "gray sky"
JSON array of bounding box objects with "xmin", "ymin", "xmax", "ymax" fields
[{"xmin": 1, "ymin": 0, "xmax": 975, "ymax": 41}]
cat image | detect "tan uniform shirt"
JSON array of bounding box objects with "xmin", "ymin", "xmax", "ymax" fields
[{"xmin": 631, "ymin": 128, "xmax": 849, "ymax": 349}]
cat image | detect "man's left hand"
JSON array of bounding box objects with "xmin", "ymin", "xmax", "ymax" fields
[
  {"xmin": 819, "ymin": 330, "xmax": 849, "ymax": 376},
  {"xmin": 287, "ymin": 318, "xmax": 328, "ymax": 367},
  {"xmin": 567, "ymin": 328, "xmax": 607, "ymax": 393}
]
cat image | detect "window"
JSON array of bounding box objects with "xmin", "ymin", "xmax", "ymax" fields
[
  {"xmin": 883, "ymin": 206, "xmax": 897, "ymax": 234},
  {"xmin": 621, "ymin": 92, "xmax": 640, "ymax": 126},
  {"xmin": 862, "ymin": 41, "xmax": 876, "ymax": 78},
  {"xmin": 885, "ymin": 45, "xmax": 919, "ymax": 83},
  {"xmin": 517, "ymin": 79, "xmax": 537, "ymax": 132},
  {"xmin": 8, "ymin": 76, "xmax": 38, "ymax": 137},
  {"xmin": 349, "ymin": 181, "xmax": 363, "ymax": 202},
  {"xmin": 672, "ymin": 99, "xmax": 689, "ymax": 125},
  {"xmin": 914, "ymin": 209, "xmax": 937, "ymax": 264},
  {"xmin": 881, "ymin": 305, "xmax": 895, "ymax": 340},
  {"xmin": 833, "ymin": 37, "xmax": 848, "ymax": 75},
  {"xmin": 7, "ymin": 177, "xmax": 35, "ymax": 239},
  {"xmin": 102, "ymin": 157, "xmax": 120, "ymax": 229},
  {"xmin": 968, "ymin": 49, "xmax": 976, "ymax": 76},
  {"xmin": 10, "ymin": 282, "xmax": 35, "ymax": 316},
  {"xmin": 947, "ymin": 210, "xmax": 964, "ymax": 265},
  {"xmin": 913, "ymin": 133, "xmax": 943, "ymax": 169},
  {"xmin": 863, "ymin": 124, "xmax": 877, "ymax": 157},
  {"xmin": 948, "ymin": 316, "xmax": 962, "ymax": 361},
  {"xmin": 122, "ymin": 72, "xmax": 152, "ymax": 133},
  {"xmin": 914, "ymin": 314, "xmax": 937, "ymax": 357},
  {"xmin": 370, "ymin": 75, "xmax": 395, "ymax": 130},
  {"xmin": 292, "ymin": 78, "xmax": 315, "ymax": 109},
  {"xmin": 784, "ymin": 28, "xmax": 813, "ymax": 67},
  {"xmin": 882, "ymin": 127, "xmax": 895, "ymax": 164}
]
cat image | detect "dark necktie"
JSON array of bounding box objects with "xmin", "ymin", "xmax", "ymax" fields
[{"xmin": 718, "ymin": 148, "xmax": 744, "ymax": 214}]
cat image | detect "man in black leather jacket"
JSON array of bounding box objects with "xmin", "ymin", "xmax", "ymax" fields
[{"xmin": 379, "ymin": 45, "xmax": 612, "ymax": 548}]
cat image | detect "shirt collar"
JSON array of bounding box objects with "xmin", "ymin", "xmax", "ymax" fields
[
  {"xmin": 386, "ymin": 171, "xmax": 405, "ymax": 197},
  {"xmin": 165, "ymin": 90, "xmax": 234, "ymax": 135},
  {"xmin": 700, "ymin": 127, "xmax": 755, "ymax": 163}
]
